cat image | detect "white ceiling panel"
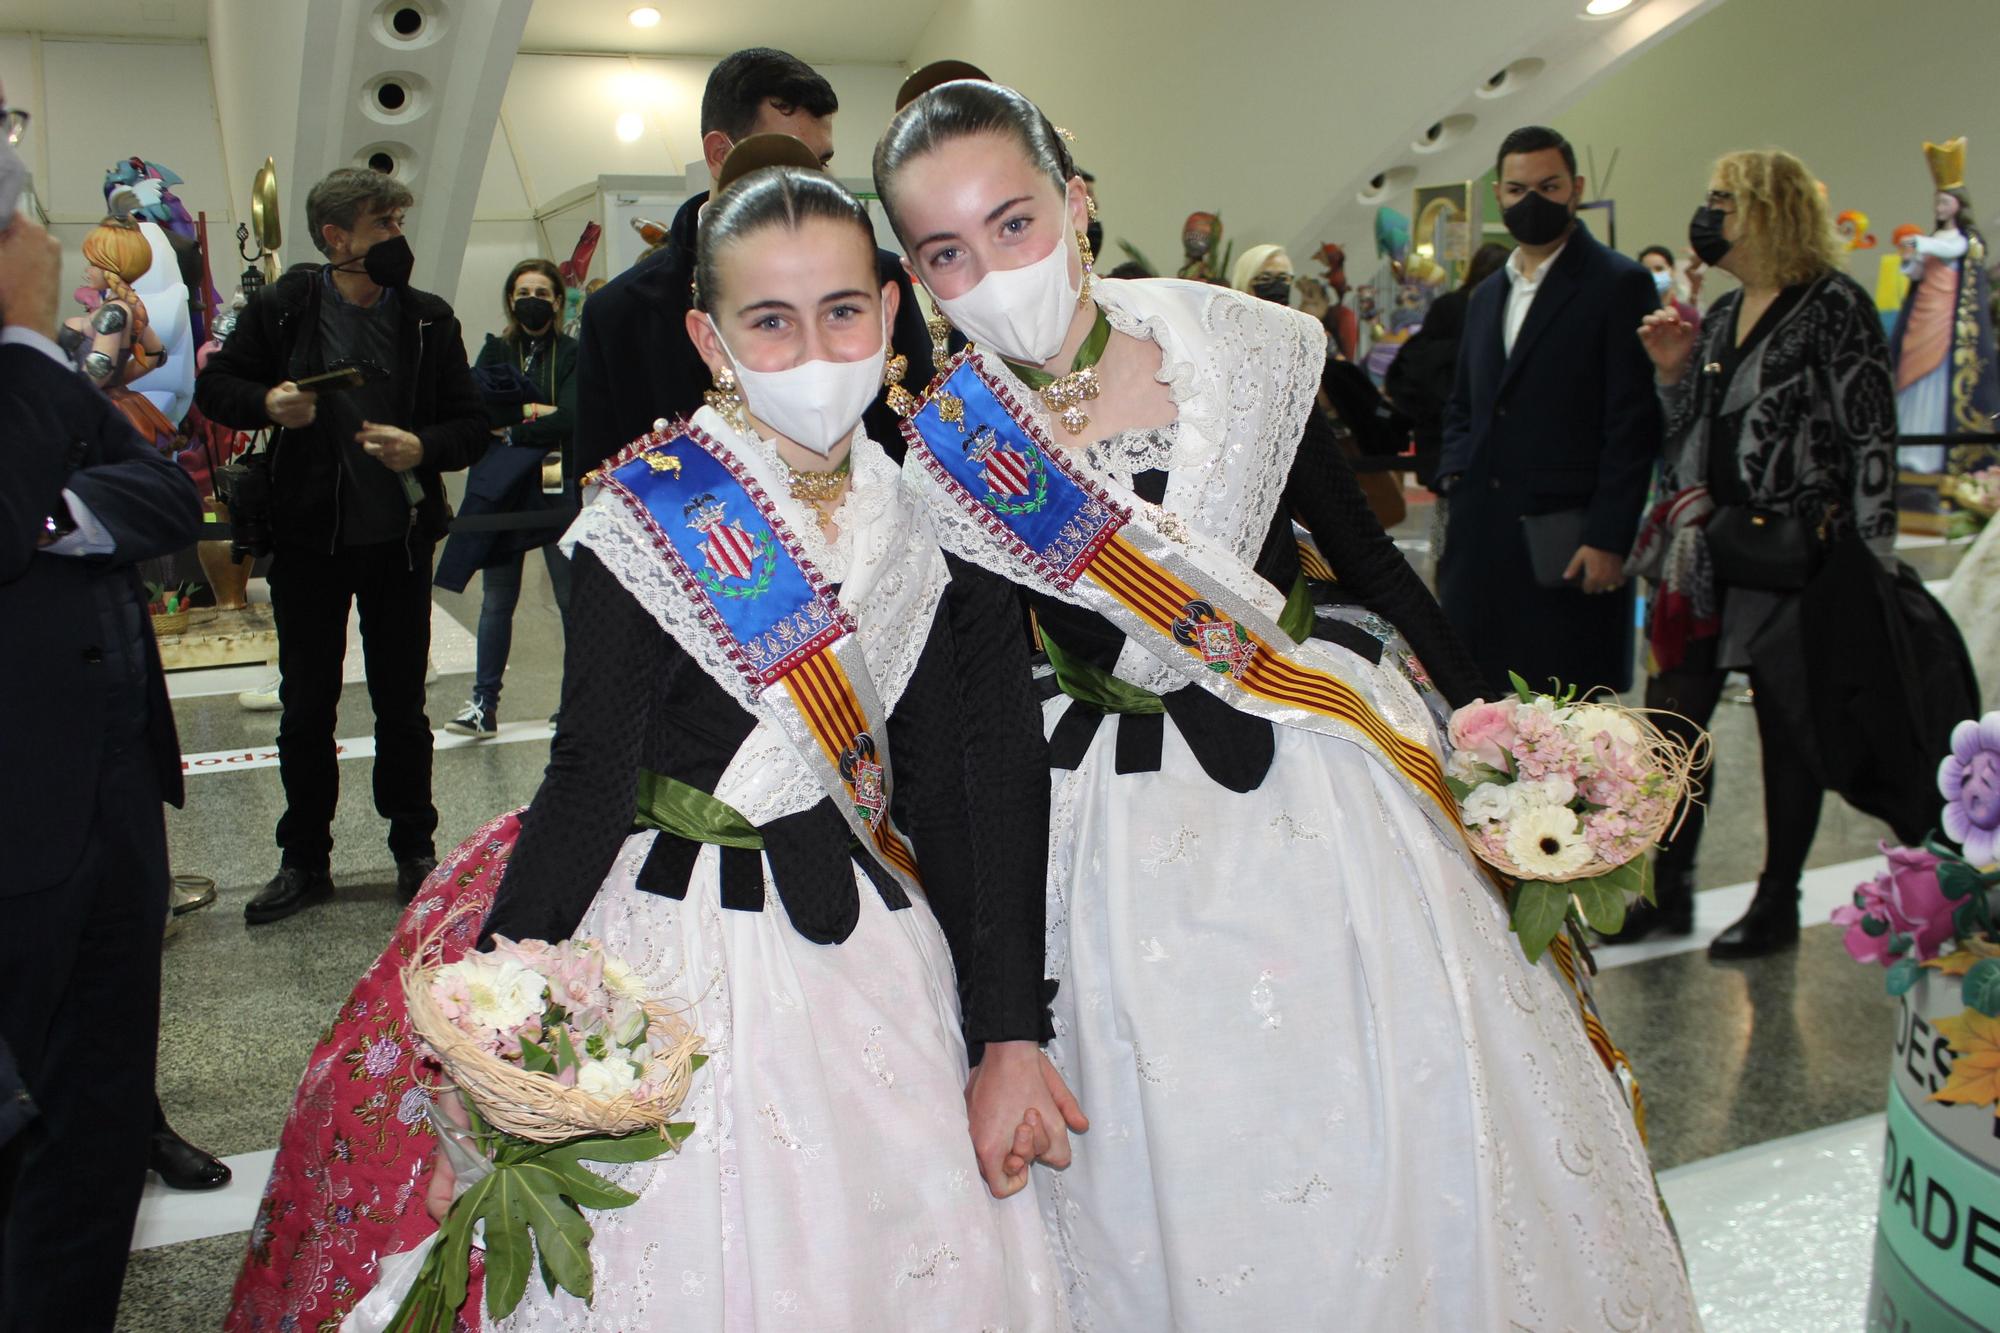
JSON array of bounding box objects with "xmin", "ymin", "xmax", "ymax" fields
[
  {"xmin": 0, "ymin": 0, "xmax": 204, "ymax": 38},
  {"xmin": 519, "ymin": 0, "xmax": 944, "ymax": 64}
]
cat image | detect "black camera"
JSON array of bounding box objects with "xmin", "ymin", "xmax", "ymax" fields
[{"xmin": 216, "ymin": 452, "xmax": 274, "ymax": 560}]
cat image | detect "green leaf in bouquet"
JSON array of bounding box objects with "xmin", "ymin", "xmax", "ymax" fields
[
  {"xmin": 1443, "ymin": 774, "xmax": 1476, "ymax": 801},
  {"xmin": 553, "ymin": 1024, "xmax": 581, "ymax": 1075},
  {"xmin": 1887, "ymin": 932, "xmax": 1913, "ymax": 957},
  {"xmin": 690, "ymin": 1053, "xmax": 708, "ymax": 1073},
  {"xmin": 536, "ymin": 1156, "xmax": 643, "ymax": 1211},
  {"xmin": 1569, "ymin": 875, "xmax": 1627, "ymax": 937},
  {"xmin": 555, "ymin": 1128, "xmax": 687, "ymax": 1166},
  {"xmin": 519, "ymin": 1038, "xmax": 557, "ymax": 1075},
  {"xmin": 513, "ymin": 1164, "xmax": 598, "ymax": 1303},
  {"xmin": 1938, "ymin": 859, "xmax": 1983, "ymax": 902},
  {"xmin": 1964, "ymin": 958, "xmax": 2000, "ymax": 1018},
  {"xmin": 668, "ymin": 1120, "xmax": 696, "ymax": 1142},
  {"xmin": 480, "ymin": 1188, "xmax": 535, "ymax": 1320},
  {"xmin": 586, "ymin": 1033, "xmax": 608, "ymax": 1061},
  {"xmin": 1508, "ymin": 670, "xmax": 1533, "ymax": 704},
  {"xmin": 1885, "ymin": 955, "xmax": 1921, "ymax": 998},
  {"xmin": 1956, "ymin": 900, "xmax": 1981, "ymax": 936},
  {"xmin": 1510, "ymin": 881, "xmax": 1569, "ymax": 963}
]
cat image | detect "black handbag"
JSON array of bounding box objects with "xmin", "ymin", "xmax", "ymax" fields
[{"xmin": 1704, "ymin": 505, "xmax": 1825, "ymax": 591}]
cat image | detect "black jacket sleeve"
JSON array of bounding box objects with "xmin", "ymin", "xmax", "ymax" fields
[
  {"xmin": 1286, "ymin": 412, "xmax": 1485, "ymax": 707},
  {"xmin": 1583, "ymin": 265, "xmax": 1667, "ymax": 554},
  {"xmin": 193, "ymin": 287, "xmax": 286, "ymax": 430},
  {"xmin": 925, "ymin": 556, "xmax": 1049, "ymax": 1052},
  {"xmin": 413, "ymin": 315, "xmax": 490, "ymax": 475},
  {"xmin": 3, "ymin": 344, "xmax": 200, "ymax": 580},
  {"xmin": 482, "ymin": 546, "xmax": 662, "ymax": 944},
  {"xmin": 507, "ymin": 337, "xmax": 579, "ymax": 457}
]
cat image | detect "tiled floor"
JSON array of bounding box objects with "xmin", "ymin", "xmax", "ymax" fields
[{"xmin": 107, "ymin": 513, "xmax": 1982, "ymax": 1329}]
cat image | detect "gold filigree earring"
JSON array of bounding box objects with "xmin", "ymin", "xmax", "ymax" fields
[
  {"xmin": 1076, "ymin": 229, "xmax": 1097, "ymax": 306},
  {"xmin": 926, "ymin": 314, "xmax": 954, "ymax": 366},
  {"xmin": 883, "ymin": 353, "xmax": 920, "ymax": 418},
  {"xmin": 705, "ymin": 365, "xmax": 748, "ymax": 434}
]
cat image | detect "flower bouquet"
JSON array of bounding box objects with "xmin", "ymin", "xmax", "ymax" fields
[
  {"xmin": 1447, "ymin": 673, "xmax": 1707, "ymax": 963},
  {"xmin": 346, "ymin": 911, "xmax": 705, "ymax": 1333},
  {"xmin": 1834, "ymin": 713, "xmax": 2000, "ymax": 1088}
]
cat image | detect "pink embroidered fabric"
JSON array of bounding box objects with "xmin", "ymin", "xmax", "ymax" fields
[{"xmin": 224, "ymin": 811, "xmax": 520, "ymax": 1333}]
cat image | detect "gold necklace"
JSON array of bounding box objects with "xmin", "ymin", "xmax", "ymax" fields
[{"xmin": 785, "ymin": 458, "xmax": 851, "ymax": 504}]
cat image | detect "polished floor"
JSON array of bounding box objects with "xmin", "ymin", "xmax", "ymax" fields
[{"xmin": 110, "ymin": 504, "xmax": 1978, "ymax": 1329}]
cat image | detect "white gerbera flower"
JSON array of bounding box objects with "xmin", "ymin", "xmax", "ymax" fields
[
  {"xmin": 1504, "ymin": 803, "xmax": 1593, "ymax": 878},
  {"xmin": 1460, "ymin": 782, "xmax": 1516, "ymax": 826},
  {"xmin": 435, "ymin": 954, "xmax": 549, "ymax": 1034}
]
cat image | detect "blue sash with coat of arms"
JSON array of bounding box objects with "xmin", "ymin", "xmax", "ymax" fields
[{"xmin": 592, "ymin": 420, "xmax": 923, "ymax": 890}]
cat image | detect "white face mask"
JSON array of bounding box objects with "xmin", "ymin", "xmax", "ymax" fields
[
  {"xmin": 712, "ymin": 314, "xmax": 887, "ymax": 457},
  {"xmin": 932, "ymin": 225, "xmax": 1081, "ymax": 364}
]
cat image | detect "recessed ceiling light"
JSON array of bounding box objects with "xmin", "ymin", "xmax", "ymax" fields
[
  {"xmin": 615, "ymin": 112, "xmax": 645, "ymax": 142},
  {"xmin": 629, "ymin": 6, "xmax": 662, "ymax": 27},
  {"xmin": 1584, "ymin": 0, "xmax": 1634, "ymax": 13}
]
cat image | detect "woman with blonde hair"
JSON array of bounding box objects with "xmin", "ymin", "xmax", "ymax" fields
[
  {"xmin": 63, "ymin": 216, "xmax": 175, "ymax": 447},
  {"xmin": 1622, "ymin": 149, "xmax": 1900, "ymax": 954}
]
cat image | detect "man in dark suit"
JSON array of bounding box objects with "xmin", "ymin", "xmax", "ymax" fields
[
  {"xmin": 1438, "ymin": 126, "xmax": 1662, "ymax": 696},
  {"xmin": 572, "ymin": 48, "xmax": 934, "ymax": 478},
  {"xmin": 0, "ymin": 207, "xmax": 203, "ymax": 1330}
]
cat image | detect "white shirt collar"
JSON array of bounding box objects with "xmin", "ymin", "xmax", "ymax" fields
[{"xmin": 1506, "ymin": 237, "xmax": 1571, "ymax": 290}]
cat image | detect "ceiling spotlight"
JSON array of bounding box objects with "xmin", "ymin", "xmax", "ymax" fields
[
  {"xmin": 1583, "ymin": 0, "xmax": 1635, "ymax": 13},
  {"xmin": 629, "ymin": 6, "xmax": 661, "ymax": 27},
  {"xmin": 615, "ymin": 112, "xmax": 645, "ymax": 143}
]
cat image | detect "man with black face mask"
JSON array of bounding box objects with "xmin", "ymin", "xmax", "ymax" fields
[
  {"xmin": 1436, "ymin": 125, "xmax": 1662, "ymax": 696},
  {"xmin": 196, "ymin": 167, "xmax": 487, "ymax": 923}
]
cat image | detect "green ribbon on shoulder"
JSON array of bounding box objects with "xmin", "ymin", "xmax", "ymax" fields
[
  {"xmin": 633, "ymin": 769, "xmax": 764, "ymax": 849},
  {"xmin": 1044, "ymin": 575, "xmax": 1317, "ymax": 715},
  {"xmin": 1001, "ymin": 306, "xmax": 1113, "ymax": 390}
]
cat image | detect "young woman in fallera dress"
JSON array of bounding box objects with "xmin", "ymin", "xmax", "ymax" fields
[
  {"xmin": 875, "ymin": 80, "xmax": 1699, "ymax": 1331},
  {"xmin": 225, "ymin": 164, "xmax": 1072, "ymax": 1333}
]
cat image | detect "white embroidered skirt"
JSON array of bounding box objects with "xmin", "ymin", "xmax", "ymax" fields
[
  {"xmin": 1037, "ymin": 711, "xmax": 1700, "ymax": 1331},
  {"xmin": 495, "ymin": 831, "xmax": 1066, "ymax": 1332}
]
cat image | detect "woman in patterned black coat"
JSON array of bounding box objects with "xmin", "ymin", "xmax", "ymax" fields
[{"xmin": 1622, "ymin": 148, "xmax": 1898, "ymax": 955}]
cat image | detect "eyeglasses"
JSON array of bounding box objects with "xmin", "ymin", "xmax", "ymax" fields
[
  {"xmin": 1705, "ymin": 189, "xmax": 1736, "ymax": 211},
  {"xmin": 0, "ymin": 109, "xmax": 28, "ymax": 146}
]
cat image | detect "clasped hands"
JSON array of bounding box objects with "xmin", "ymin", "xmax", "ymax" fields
[{"xmin": 966, "ymin": 1040, "xmax": 1089, "ymax": 1199}]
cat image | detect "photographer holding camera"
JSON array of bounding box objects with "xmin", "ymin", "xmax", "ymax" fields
[{"xmin": 196, "ymin": 168, "xmax": 486, "ymax": 924}]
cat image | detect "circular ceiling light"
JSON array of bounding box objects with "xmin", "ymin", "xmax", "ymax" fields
[
  {"xmin": 629, "ymin": 6, "xmax": 662, "ymax": 27},
  {"xmin": 1584, "ymin": 0, "xmax": 1635, "ymax": 13},
  {"xmin": 615, "ymin": 112, "xmax": 646, "ymax": 142}
]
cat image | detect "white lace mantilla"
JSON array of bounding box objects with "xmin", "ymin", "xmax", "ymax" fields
[{"xmin": 567, "ymin": 408, "xmax": 949, "ymax": 826}]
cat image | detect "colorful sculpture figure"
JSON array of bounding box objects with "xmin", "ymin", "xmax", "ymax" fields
[
  {"xmin": 1177, "ymin": 210, "xmax": 1230, "ymax": 284},
  {"xmin": 1889, "ymin": 137, "xmax": 2000, "ymax": 480},
  {"xmin": 1836, "ymin": 209, "xmax": 1878, "ymax": 250},
  {"xmin": 63, "ymin": 217, "xmax": 177, "ymax": 449},
  {"xmin": 1313, "ymin": 241, "xmax": 1360, "ymax": 360},
  {"xmin": 102, "ymin": 158, "xmax": 203, "ymax": 426}
]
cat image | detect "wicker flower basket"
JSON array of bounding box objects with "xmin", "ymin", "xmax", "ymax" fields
[
  {"xmin": 400, "ymin": 905, "xmax": 704, "ymax": 1143},
  {"xmin": 1464, "ymin": 701, "xmax": 1710, "ymax": 886},
  {"xmin": 150, "ymin": 609, "xmax": 191, "ymax": 638}
]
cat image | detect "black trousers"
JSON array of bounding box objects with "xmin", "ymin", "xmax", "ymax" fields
[
  {"xmin": 0, "ymin": 747, "xmax": 168, "ymax": 1332},
  {"xmin": 1646, "ymin": 658, "xmax": 1825, "ymax": 892},
  {"xmin": 269, "ymin": 537, "xmax": 438, "ymax": 870}
]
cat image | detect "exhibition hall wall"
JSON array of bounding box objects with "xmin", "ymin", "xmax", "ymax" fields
[
  {"xmin": 3, "ymin": 0, "xmax": 1990, "ymax": 340},
  {"xmin": 1558, "ymin": 0, "xmax": 1994, "ymax": 297}
]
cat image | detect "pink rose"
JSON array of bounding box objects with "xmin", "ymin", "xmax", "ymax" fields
[
  {"xmin": 1831, "ymin": 842, "xmax": 1952, "ymax": 966},
  {"xmin": 1448, "ymin": 700, "xmax": 1519, "ymax": 773}
]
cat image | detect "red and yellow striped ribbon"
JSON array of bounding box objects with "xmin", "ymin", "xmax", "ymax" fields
[
  {"xmin": 1547, "ymin": 931, "xmax": 1648, "ymax": 1141},
  {"xmin": 1296, "ymin": 538, "xmax": 1337, "ymax": 583},
  {"xmin": 784, "ymin": 651, "xmax": 923, "ymax": 885},
  {"xmin": 1084, "ymin": 534, "xmax": 1456, "ymax": 824}
]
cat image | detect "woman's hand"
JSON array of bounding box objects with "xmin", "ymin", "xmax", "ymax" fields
[
  {"xmin": 965, "ymin": 1041, "xmax": 1088, "ymax": 1199},
  {"xmin": 1638, "ymin": 309, "xmax": 1698, "ymax": 385},
  {"xmin": 423, "ymin": 1087, "xmax": 471, "ymax": 1224}
]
